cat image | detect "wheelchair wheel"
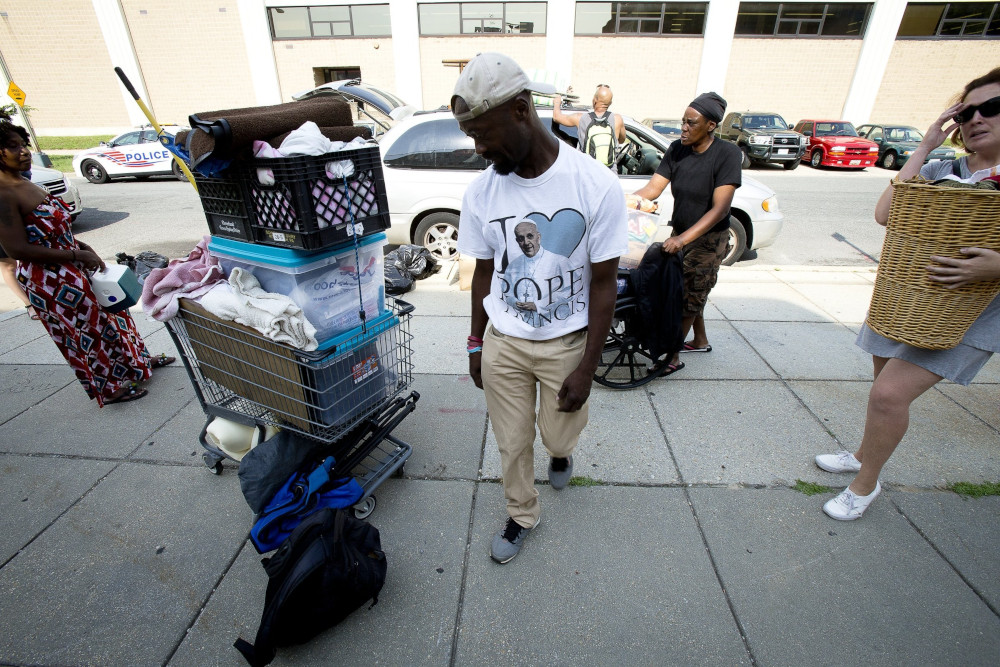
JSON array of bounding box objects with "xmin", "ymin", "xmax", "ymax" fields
[{"xmin": 593, "ymin": 299, "xmax": 663, "ymax": 389}]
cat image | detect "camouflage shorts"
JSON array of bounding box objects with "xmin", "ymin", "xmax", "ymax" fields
[{"xmin": 679, "ymin": 229, "xmax": 730, "ymax": 315}]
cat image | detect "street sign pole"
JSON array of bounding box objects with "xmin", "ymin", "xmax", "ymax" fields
[{"xmin": 0, "ymin": 52, "xmax": 50, "ymax": 167}]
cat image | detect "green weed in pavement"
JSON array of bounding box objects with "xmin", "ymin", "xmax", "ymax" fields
[
  {"xmin": 792, "ymin": 479, "xmax": 834, "ymax": 496},
  {"xmin": 948, "ymin": 481, "xmax": 1000, "ymax": 497},
  {"xmin": 567, "ymin": 476, "xmax": 602, "ymax": 487}
]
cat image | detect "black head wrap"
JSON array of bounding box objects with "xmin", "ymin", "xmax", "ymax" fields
[{"xmin": 689, "ymin": 92, "xmax": 727, "ymax": 123}]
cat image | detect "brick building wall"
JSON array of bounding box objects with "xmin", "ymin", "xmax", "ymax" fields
[
  {"xmin": 272, "ymin": 37, "xmax": 398, "ymax": 102},
  {"xmin": 869, "ymin": 40, "xmax": 1000, "ymax": 128},
  {"xmin": 417, "ymin": 37, "xmax": 548, "ymax": 110},
  {"xmin": 571, "ymin": 37, "xmax": 703, "ymax": 121},
  {"xmin": 724, "ymin": 39, "xmax": 863, "ymax": 124},
  {"xmin": 0, "ymin": 0, "xmax": 131, "ymax": 133},
  {"xmin": 123, "ymin": 1, "xmax": 255, "ymax": 124}
]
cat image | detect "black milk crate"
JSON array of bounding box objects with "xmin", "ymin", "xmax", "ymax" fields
[
  {"xmin": 169, "ymin": 297, "xmax": 413, "ymax": 443},
  {"xmin": 242, "ymin": 144, "xmax": 391, "ymax": 251},
  {"xmin": 194, "ymin": 172, "xmax": 255, "ymax": 243}
]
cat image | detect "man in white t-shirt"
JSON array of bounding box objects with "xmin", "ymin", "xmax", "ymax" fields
[{"xmin": 453, "ymin": 53, "xmax": 628, "ymax": 564}]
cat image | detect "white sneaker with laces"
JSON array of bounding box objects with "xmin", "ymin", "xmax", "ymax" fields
[
  {"xmin": 815, "ymin": 450, "xmax": 862, "ymax": 473},
  {"xmin": 823, "ymin": 481, "xmax": 881, "ymax": 521}
]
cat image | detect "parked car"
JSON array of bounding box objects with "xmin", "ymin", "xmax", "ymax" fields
[
  {"xmin": 641, "ymin": 118, "xmax": 683, "ymax": 143},
  {"xmin": 855, "ymin": 124, "xmax": 956, "ymax": 170},
  {"xmin": 72, "ymin": 126, "xmax": 187, "ymax": 183},
  {"xmin": 792, "ymin": 119, "xmax": 880, "ymax": 169},
  {"xmin": 29, "ymin": 163, "xmax": 82, "ymax": 220},
  {"xmin": 716, "ymin": 111, "xmax": 807, "ymax": 169},
  {"xmin": 294, "ymin": 83, "xmax": 784, "ymax": 266}
]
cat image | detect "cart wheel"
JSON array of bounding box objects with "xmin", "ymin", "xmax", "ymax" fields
[
  {"xmin": 353, "ymin": 496, "xmax": 376, "ymax": 520},
  {"xmin": 392, "ymin": 466, "xmax": 405, "ymax": 479},
  {"xmin": 202, "ymin": 452, "xmax": 224, "ymax": 475}
]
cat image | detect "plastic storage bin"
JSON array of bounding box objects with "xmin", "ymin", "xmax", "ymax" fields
[
  {"xmin": 302, "ymin": 310, "xmax": 401, "ymax": 427},
  {"xmin": 243, "ymin": 144, "xmax": 391, "ymax": 250},
  {"xmin": 209, "ymin": 233, "xmax": 386, "ymax": 342}
]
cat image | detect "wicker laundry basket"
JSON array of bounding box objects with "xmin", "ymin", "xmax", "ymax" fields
[{"xmin": 867, "ymin": 178, "xmax": 1000, "ymax": 350}]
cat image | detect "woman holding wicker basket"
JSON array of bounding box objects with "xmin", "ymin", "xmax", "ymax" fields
[{"xmin": 814, "ymin": 67, "xmax": 1000, "ymax": 521}]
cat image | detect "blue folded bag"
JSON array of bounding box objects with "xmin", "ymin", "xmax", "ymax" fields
[{"xmin": 250, "ymin": 456, "xmax": 363, "ymax": 554}]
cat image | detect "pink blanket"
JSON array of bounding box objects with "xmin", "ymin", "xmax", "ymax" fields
[{"xmin": 141, "ymin": 236, "xmax": 226, "ymax": 321}]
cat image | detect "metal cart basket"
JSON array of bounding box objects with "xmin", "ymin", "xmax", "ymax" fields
[{"xmin": 166, "ymin": 296, "xmax": 417, "ymax": 519}]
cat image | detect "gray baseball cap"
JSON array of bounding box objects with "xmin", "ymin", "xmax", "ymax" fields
[{"xmin": 451, "ymin": 52, "xmax": 556, "ymax": 122}]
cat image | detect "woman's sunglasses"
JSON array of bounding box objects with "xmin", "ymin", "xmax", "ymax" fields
[{"xmin": 953, "ymin": 95, "xmax": 1000, "ymax": 124}]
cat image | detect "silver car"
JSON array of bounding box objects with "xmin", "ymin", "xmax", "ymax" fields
[{"xmin": 30, "ymin": 163, "xmax": 82, "ymax": 221}]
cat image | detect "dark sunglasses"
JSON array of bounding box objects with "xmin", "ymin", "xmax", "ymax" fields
[{"xmin": 953, "ymin": 95, "xmax": 1000, "ymax": 124}]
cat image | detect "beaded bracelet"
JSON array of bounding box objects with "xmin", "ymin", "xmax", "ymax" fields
[{"xmin": 467, "ymin": 346, "xmax": 483, "ymax": 355}]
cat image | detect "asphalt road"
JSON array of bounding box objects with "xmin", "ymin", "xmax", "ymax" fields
[{"xmin": 65, "ymin": 165, "xmax": 893, "ymax": 268}]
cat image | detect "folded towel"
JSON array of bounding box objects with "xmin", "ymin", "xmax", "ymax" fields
[
  {"xmin": 197, "ymin": 267, "xmax": 318, "ymax": 351},
  {"xmin": 141, "ymin": 236, "xmax": 227, "ymax": 321}
]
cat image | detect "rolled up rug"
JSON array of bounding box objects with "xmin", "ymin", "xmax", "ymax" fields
[{"xmin": 184, "ymin": 97, "xmax": 354, "ymax": 168}]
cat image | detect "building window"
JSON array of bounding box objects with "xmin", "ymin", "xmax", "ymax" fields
[
  {"xmin": 575, "ymin": 2, "xmax": 707, "ymax": 35},
  {"xmin": 269, "ymin": 5, "xmax": 391, "ymax": 38},
  {"xmin": 735, "ymin": 2, "xmax": 872, "ymax": 36},
  {"xmin": 417, "ymin": 2, "xmax": 547, "ymax": 35},
  {"xmin": 898, "ymin": 2, "xmax": 1000, "ymax": 37}
]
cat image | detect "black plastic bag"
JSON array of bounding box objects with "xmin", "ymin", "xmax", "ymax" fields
[
  {"xmin": 384, "ymin": 265, "xmax": 414, "ymax": 295},
  {"xmin": 116, "ymin": 250, "xmax": 168, "ymax": 284},
  {"xmin": 385, "ymin": 245, "xmax": 439, "ymax": 281}
]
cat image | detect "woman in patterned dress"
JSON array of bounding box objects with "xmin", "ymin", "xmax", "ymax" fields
[{"xmin": 0, "ymin": 121, "xmax": 173, "ymax": 405}]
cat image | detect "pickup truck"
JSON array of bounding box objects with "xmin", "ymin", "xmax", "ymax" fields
[{"xmin": 716, "ymin": 111, "xmax": 807, "ymax": 170}]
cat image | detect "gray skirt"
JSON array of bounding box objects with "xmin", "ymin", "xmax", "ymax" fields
[{"xmin": 856, "ymin": 323, "xmax": 993, "ymax": 386}]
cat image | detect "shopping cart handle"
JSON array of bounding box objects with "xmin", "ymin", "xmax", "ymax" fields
[{"xmin": 394, "ymin": 299, "xmax": 415, "ymax": 316}]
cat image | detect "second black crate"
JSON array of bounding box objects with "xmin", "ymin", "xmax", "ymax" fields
[{"xmin": 243, "ymin": 144, "xmax": 391, "ymax": 250}]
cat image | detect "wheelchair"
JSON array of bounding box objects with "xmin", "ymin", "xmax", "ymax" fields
[{"xmin": 592, "ymin": 272, "xmax": 673, "ymax": 390}]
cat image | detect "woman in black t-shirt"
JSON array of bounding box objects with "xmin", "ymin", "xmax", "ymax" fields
[{"xmin": 628, "ymin": 92, "xmax": 742, "ymax": 375}]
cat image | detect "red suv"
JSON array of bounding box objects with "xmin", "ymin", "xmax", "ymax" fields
[{"xmin": 792, "ymin": 119, "xmax": 879, "ymax": 169}]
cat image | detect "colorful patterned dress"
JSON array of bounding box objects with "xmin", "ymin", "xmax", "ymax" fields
[{"xmin": 16, "ymin": 195, "xmax": 151, "ymax": 406}]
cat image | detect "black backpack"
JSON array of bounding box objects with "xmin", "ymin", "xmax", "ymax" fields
[{"xmin": 234, "ymin": 508, "xmax": 387, "ymax": 667}]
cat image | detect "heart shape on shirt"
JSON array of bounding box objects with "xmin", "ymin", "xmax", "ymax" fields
[{"xmin": 523, "ymin": 208, "xmax": 586, "ymax": 258}]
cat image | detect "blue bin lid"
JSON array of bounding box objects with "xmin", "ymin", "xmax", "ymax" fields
[
  {"xmin": 313, "ymin": 309, "xmax": 398, "ymax": 353},
  {"xmin": 209, "ymin": 232, "xmax": 386, "ymax": 271}
]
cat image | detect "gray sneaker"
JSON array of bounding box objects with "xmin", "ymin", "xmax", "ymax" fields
[
  {"xmin": 490, "ymin": 517, "xmax": 539, "ymax": 564},
  {"xmin": 548, "ymin": 456, "xmax": 573, "ymax": 490}
]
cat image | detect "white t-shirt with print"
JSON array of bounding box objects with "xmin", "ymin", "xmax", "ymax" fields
[{"xmin": 458, "ymin": 141, "xmax": 628, "ymax": 340}]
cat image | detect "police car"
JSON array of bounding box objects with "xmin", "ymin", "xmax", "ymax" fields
[{"xmin": 72, "ymin": 126, "xmax": 186, "ymax": 183}]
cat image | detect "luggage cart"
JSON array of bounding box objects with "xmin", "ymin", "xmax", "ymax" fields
[{"xmin": 165, "ymin": 296, "xmax": 417, "ymax": 520}]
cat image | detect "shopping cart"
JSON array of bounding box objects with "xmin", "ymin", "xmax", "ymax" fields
[{"xmin": 165, "ymin": 296, "xmax": 417, "ymax": 519}]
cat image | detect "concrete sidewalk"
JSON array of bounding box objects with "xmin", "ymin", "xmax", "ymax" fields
[{"xmin": 0, "ymin": 264, "xmax": 997, "ymax": 666}]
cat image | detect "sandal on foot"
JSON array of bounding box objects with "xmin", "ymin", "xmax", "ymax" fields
[
  {"xmin": 26, "ymin": 305, "xmax": 40, "ymax": 321},
  {"xmin": 648, "ymin": 360, "xmax": 685, "ymax": 377},
  {"xmin": 106, "ymin": 383, "xmax": 148, "ymax": 405},
  {"xmin": 151, "ymin": 353, "xmax": 176, "ymax": 369},
  {"xmin": 681, "ymin": 342, "xmax": 711, "ymax": 353}
]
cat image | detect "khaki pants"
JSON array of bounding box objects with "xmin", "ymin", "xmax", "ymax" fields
[{"xmin": 481, "ymin": 324, "xmax": 589, "ymax": 528}]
